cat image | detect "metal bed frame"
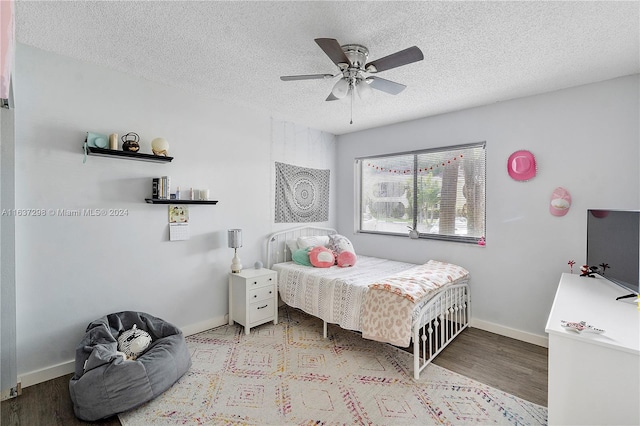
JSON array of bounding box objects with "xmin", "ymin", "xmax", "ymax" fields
[{"xmin": 266, "ymin": 226, "xmax": 470, "ymax": 379}]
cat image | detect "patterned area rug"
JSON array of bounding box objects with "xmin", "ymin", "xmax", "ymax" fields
[{"xmin": 119, "ymin": 307, "xmax": 547, "ymax": 425}]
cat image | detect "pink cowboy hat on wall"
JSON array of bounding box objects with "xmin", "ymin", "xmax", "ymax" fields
[
  {"xmin": 507, "ymin": 150, "xmax": 537, "ymax": 181},
  {"xmin": 550, "ymin": 187, "xmax": 572, "ymax": 216}
]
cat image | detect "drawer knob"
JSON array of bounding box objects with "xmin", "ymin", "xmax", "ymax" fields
[
  {"xmin": 253, "ymin": 295, "xmax": 257, "ymax": 298},
  {"xmin": 269, "ymin": 291, "xmax": 272, "ymax": 294},
  {"xmin": 257, "ymin": 304, "xmax": 268, "ymax": 310}
]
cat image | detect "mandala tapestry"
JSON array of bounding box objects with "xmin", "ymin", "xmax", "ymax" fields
[{"xmin": 275, "ymin": 162, "xmax": 329, "ymax": 223}]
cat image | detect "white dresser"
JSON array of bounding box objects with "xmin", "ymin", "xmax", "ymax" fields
[
  {"xmin": 229, "ymin": 268, "xmax": 278, "ymax": 335},
  {"xmin": 545, "ymin": 273, "xmax": 639, "ymax": 425}
]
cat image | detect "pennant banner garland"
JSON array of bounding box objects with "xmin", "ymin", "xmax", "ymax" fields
[{"xmin": 366, "ymin": 154, "xmax": 463, "ymax": 175}]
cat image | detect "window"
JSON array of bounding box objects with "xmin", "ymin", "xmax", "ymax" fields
[{"xmin": 356, "ymin": 142, "xmax": 486, "ymax": 243}]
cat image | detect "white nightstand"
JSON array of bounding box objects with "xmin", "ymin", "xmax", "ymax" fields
[{"xmin": 228, "ymin": 268, "xmax": 278, "ymax": 335}]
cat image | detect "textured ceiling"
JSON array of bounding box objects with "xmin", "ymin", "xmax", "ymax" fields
[{"xmin": 15, "ymin": 1, "xmax": 640, "ymax": 135}]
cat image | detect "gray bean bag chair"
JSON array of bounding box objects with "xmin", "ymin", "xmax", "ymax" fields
[{"xmin": 69, "ymin": 311, "xmax": 192, "ymax": 421}]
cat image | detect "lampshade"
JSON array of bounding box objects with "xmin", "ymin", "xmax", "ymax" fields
[
  {"xmin": 357, "ymin": 79, "xmax": 373, "ymax": 100},
  {"xmin": 228, "ymin": 229, "xmax": 242, "ymax": 249},
  {"xmin": 331, "ymin": 78, "xmax": 350, "ymax": 99}
]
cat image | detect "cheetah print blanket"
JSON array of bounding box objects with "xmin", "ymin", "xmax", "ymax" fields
[{"xmin": 361, "ymin": 260, "xmax": 469, "ymax": 347}]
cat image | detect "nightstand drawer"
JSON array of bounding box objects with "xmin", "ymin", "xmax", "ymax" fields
[
  {"xmin": 248, "ymin": 275, "xmax": 275, "ymax": 289},
  {"xmin": 229, "ymin": 268, "xmax": 278, "ymax": 335},
  {"xmin": 250, "ymin": 285, "xmax": 275, "ymax": 303},
  {"xmin": 249, "ymin": 300, "xmax": 274, "ymax": 324}
]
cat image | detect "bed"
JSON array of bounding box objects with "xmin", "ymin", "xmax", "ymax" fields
[{"xmin": 267, "ymin": 226, "xmax": 471, "ymax": 380}]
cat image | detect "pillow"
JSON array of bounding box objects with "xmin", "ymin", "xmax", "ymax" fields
[
  {"xmin": 285, "ymin": 239, "xmax": 299, "ymax": 255},
  {"xmin": 297, "ymin": 235, "xmax": 330, "ymax": 249},
  {"xmin": 117, "ymin": 324, "xmax": 152, "ymax": 360},
  {"xmin": 309, "ymin": 246, "xmax": 335, "ymax": 268},
  {"xmin": 329, "ymin": 234, "xmax": 357, "ymax": 267},
  {"xmin": 336, "ymin": 250, "xmax": 357, "ymax": 268},
  {"xmin": 292, "ymin": 248, "xmax": 312, "ymax": 266}
]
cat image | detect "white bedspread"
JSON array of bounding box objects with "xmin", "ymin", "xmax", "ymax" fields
[{"xmin": 273, "ymin": 255, "xmax": 416, "ymax": 332}]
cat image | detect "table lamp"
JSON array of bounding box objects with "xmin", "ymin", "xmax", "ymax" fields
[{"xmin": 228, "ymin": 229, "xmax": 242, "ymax": 273}]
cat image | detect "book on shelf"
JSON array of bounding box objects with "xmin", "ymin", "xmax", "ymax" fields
[
  {"xmin": 151, "ymin": 176, "xmax": 171, "ymax": 199},
  {"xmin": 152, "ymin": 178, "xmax": 159, "ymax": 198},
  {"xmin": 163, "ymin": 176, "xmax": 171, "ymax": 199}
]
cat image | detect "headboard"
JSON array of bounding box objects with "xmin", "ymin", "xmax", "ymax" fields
[{"xmin": 266, "ymin": 226, "xmax": 337, "ymax": 268}]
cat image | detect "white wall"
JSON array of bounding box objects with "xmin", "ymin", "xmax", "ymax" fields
[
  {"xmin": 336, "ymin": 75, "xmax": 640, "ymax": 344},
  {"xmin": 14, "ymin": 44, "xmax": 335, "ymax": 385}
]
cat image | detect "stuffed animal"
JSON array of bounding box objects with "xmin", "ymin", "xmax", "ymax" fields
[
  {"xmin": 292, "ymin": 247, "xmax": 312, "ymax": 266},
  {"xmin": 328, "ymin": 234, "xmax": 357, "ymax": 267},
  {"xmin": 117, "ymin": 324, "xmax": 152, "ymax": 360},
  {"xmin": 309, "ymin": 246, "xmax": 335, "ymax": 268}
]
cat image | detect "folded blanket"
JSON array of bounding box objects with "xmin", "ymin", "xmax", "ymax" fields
[{"xmin": 361, "ymin": 260, "xmax": 469, "ymax": 347}]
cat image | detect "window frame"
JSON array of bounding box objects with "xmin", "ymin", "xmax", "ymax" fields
[{"xmin": 355, "ymin": 141, "xmax": 486, "ymax": 244}]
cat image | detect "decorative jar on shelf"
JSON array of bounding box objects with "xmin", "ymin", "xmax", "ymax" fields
[{"xmin": 121, "ymin": 132, "xmax": 140, "ymax": 152}]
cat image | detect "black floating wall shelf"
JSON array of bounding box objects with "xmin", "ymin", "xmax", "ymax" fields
[
  {"xmin": 145, "ymin": 199, "xmax": 218, "ymax": 205},
  {"xmin": 85, "ymin": 146, "xmax": 173, "ymax": 163}
]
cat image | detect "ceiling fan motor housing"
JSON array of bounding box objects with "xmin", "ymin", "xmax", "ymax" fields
[{"xmin": 341, "ymin": 44, "xmax": 369, "ymax": 68}]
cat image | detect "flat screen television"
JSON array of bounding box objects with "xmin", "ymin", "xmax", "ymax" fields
[{"xmin": 587, "ymin": 209, "xmax": 640, "ymax": 298}]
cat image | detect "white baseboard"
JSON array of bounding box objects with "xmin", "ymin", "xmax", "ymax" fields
[
  {"xmin": 18, "ymin": 314, "xmax": 230, "ymax": 389},
  {"xmin": 180, "ymin": 314, "xmax": 228, "ymax": 337},
  {"xmin": 19, "ymin": 360, "xmax": 75, "ymax": 388},
  {"xmin": 470, "ymin": 318, "xmax": 549, "ymax": 348}
]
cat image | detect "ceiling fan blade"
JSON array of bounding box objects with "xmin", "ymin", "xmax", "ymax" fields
[
  {"xmin": 367, "ymin": 76, "xmax": 406, "ymax": 95},
  {"xmin": 315, "ymin": 38, "xmax": 351, "ymax": 66},
  {"xmin": 325, "ymin": 92, "xmax": 340, "ymax": 101},
  {"xmin": 280, "ymin": 74, "xmax": 334, "ymax": 81},
  {"xmin": 365, "ymin": 46, "xmax": 424, "ymax": 73}
]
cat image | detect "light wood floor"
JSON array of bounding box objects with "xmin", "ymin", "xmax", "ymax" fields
[{"xmin": 1, "ymin": 326, "xmax": 547, "ymax": 425}]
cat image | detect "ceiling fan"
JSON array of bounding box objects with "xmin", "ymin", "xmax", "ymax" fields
[{"xmin": 280, "ymin": 38, "xmax": 424, "ymax": 123}]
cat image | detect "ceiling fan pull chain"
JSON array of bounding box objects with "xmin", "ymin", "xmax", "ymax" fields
[{"xmin": 350, "ymin": 84, "xmax": 354, "ymax": 124}]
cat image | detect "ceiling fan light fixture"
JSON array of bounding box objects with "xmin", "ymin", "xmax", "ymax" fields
[
  {"xmin": 357, "ymin": 79, "xmax": 373, "ymax": 100},
  {"xmin": 331, "ymin": 78, "xmax": 350, "ymax": 99}
]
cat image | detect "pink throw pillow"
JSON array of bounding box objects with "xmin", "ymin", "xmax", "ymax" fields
[
  {"xmin": 336, "ymin": 250, "xmax": 357, "ymax": 268},
  {"xmin": 309, "ymin": 246, "xmax": 335, "ymax": 268}
]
